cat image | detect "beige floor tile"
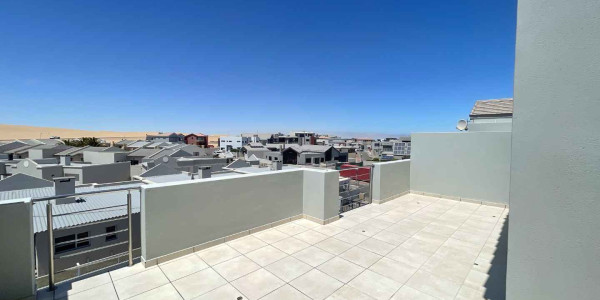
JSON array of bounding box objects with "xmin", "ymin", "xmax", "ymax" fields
[
  {"xmin": 261, "ymin": 284, "xmax": 311, "ymax": 300},
  {"xmin": 54, "ymin": 272, "xmax": 112, "ymax": 299},
  {"xmin": 385, "ymin": 246, "xmax": 432, "ymax": 268},
  {"xmin": 317, "ymin": 257, "xmax": 365, "ymax": 283},
  {"xmin": 114, "ymin": 268, "xmax": 170, "ymax": 300},
  {"xmin": 171, "ymin": 268, "xmax": 227, "ymax": 300},
  {"xmin": 290, "ymin": 269, "xmax": 344, "ymax": 300},
  {"xmin": 390, "ymin": 286, "xmax": 436, "ymax": 300},
  {"xmin": 334, "ymin": 230, "xmax": 369, "ymax": 245},
  {"xmin": 294, "ymin": 230, "xmax": 329, "ymax": 244},
  {"xmin": 192, "ymin": 283, "xmax": 245, "ymax": 300},
  {"xmin": 213, "ymin": 255, "xmax": 261, "ymax": 281},
  {"xmin": 420, "ymin": 252, "xmax": 472, "ymax": 284},
  {"xmin": 405, "ymin": 270, "xmax": 461, "ymax": 300},
  {"xmin": 372, "ymin": 230, "xmax": 410, "ymax": 246},
  {"xmin": 368, "ymin": 257, "xmax": 417, "ymax": 284},
  {"xmin": 348, "ymin": 270, "xmax": 402, "ymax": 300},
  {"xmin": 325, "ymin": 285, "xmax": 374, "ymax": 300},
  {"xmin": 272, "ymin": 236, "xmax": 311, "ymax": 254},
  {"xmin": 357, "ymin": 238, "xmax": 396, "ymax": 256},
  {"xmin": 455, "ymin": 285, "xmax": 487, "ymax": 300},
  {"xmin": 265, "ymin": 256, "xmax": 313, "ymax": 282},
  {"xmin": 293, "ymin": 246, "xmax": 335, "ymax": 267},
  {"xmin": 361, "ymin": 218, "xmax": 394, "ymax": 230},
  {"xmin": 399, "ymin": 236, "xmax": 443, "ymax": 254},
  {"xmin": 329, "ymin": 217, "xmax": 359, "ymax": 229},
  {"xmin": 315, "ymin": 237, "xmax": 353, "ymax": 255},
  {"xmin": 231, "ymin": 269, "xmax": 284, "ymax": 300},
  {"xmin": 386, "ymin": 219, "xmax": 427, "ymax": 236},
  {"xmin": 253, "ymin": 228, "xmax": 289, "ymax": 244},
  {"xmin": 110, "ymin": 263, "xmax": 156, "ymax": 281},
  {"xmin": 463, "ymin": 269, "xmax": 489, "ymax": 291},
  {"xmin": 246, "ymin": 245, "xmax": 288, "ymax": 267},
  {"xmin": 55, "ymin": 283, "xmax": 118, "ymax": 300},
  {"xmin": 275, "ymin": 222, "xmax": 310, "ymax": 235},
  {"xmin": 293, "ymin": 218, "xmax": 320, "ymax": 229},
  {"xmin": 348, "ymin": 224, "xmax": 383, "ymax": 237},
  {"xmin": 313, "ymin": 224, "xmax": 347, "ymax": 236},
  {"xmin": 196, "ymin": 244, "xmax": 241, "ymax": 266},
  {"xmin": 128, "ymin": 284, "xmax": 182, "ymax": 300},
  {"xmin": 227, "ymin": 235, "xmax": 268, "ymax": 254},
  {"xmin": 160, "ymin": 254, "xmax": 209, "ymax": 281},
  {"xmin": 338, "ymin": 247, "xmax": 382, "ymax": 268}
]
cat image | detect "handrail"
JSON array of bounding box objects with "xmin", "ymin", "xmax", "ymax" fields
[
  {"xmin": 43, "ymin": 187, "xmax": 138, "ymax": 291},
  {"xmin": 31, "ymin": 186, "xmax": 141, "ymax": 203}
]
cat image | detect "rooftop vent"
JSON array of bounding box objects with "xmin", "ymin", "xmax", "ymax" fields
[{"xmin": 53, "ymin": 176, "xmax": 76, "ymax": 205}]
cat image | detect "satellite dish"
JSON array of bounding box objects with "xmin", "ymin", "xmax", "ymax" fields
[
  {"xmin": 456, "ymin": 119, "xmax": 468, "ymax": 131},
  {"xmin": 23, "ymin": 161, "xmax": 30, "ymax": 168},
  {"xmin": 162, "ymin": 157, "xmax": 169, "ymax": 163}
]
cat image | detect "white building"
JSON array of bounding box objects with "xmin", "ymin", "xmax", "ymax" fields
[{"xmin": 218, "ymin": 136, "xmax": 250, "ymax": 151}]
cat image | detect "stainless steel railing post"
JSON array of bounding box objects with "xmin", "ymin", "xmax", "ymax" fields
[
  {"xmin": 127, "ymin": 191, "xmax": 133, "ymax": 266},
  {"xmin": 47, "ymin": 202, "xmax": 55, "ymax": 291}
]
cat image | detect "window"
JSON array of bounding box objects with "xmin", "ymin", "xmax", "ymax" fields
[
  {"xmin": 305, "ymin": 158, "xmax": 311, "ymax": 164},
  {"xmin": 106, "ymin": 226, "xmax": 117, "ymax": 242},
  {"xmin": 313, "ymin": 158, "xmax": 320, "ymax": 164},
  {"xmin": 55, "ymin": 232, "xmax": 90, "ymax": 253}
]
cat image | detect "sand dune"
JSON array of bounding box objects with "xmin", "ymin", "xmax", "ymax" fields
[{"xmin": 0, "ymin": 124, "xmax": 158, "ymax": 143}]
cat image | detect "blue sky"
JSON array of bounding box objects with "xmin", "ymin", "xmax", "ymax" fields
[{"xmin": 0, "ymin": 0, "xmax": 517, "ymax": 137}]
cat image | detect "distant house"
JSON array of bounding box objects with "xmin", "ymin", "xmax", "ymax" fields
[
  {"xmin": 468, "ymin": 98, "xmax": 514, "ymax": 132},
  {"xmin": 282, "ymin": 145, "xmax": 345, "ymax": 165},
  {"xmin": 146, "ymin": 133, "xmax": 185, "ymax": 143},
  {"xmin": 219, "ymin": 136, "xmax": 250, "ymax": 151},
  {"xmin": 241, "ymin": 143, "xmax": 282, "ymax": 162},
  {"xmin": 184, "ymin": 133, "xmax": 208, "ymax": 147}
]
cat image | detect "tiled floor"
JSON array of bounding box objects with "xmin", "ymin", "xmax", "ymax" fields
[{"xmin": 38, "ymin": 194, "xmax": 508, "ymax": 300}]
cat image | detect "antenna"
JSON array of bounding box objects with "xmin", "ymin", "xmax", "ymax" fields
[{"xmin": 456, "ymin": 119, "xmax": 468, "ymax": 131}]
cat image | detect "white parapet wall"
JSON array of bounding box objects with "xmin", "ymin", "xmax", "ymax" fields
[
  {"xmin": 410, "ymin": 132, "xmax": 511, "ymax": 206},
  {"xmin": 140, "ymin": 168, "xmax": 339, "ymax": 265},
  {"xmin": 371, "ymin": 160, "xmax": 411, "ymax": 204},
  {"xmin": 0, "ymin": 198, "xmax": 35, "ymax": 300}
]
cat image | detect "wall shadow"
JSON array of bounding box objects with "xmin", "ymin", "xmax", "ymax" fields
[{"xmin": 484, "ymin": 214, "xmax": 508, "ymax": 300}]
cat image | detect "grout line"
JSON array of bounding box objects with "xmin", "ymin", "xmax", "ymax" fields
[{"xmin": 107, "ymin": 271, "xmax": 120, "ymax": 300}]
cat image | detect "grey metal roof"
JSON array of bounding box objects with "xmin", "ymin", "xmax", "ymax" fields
[
  {"xmin": 128, "ymin": 148, "xmax": 162, "ymax": 157},
  {"xmin": 285, "ymin": 145, "xmax": 332, "ymax": 153},
  {"xmin": 115, "ymin": 139, "xmax": 136, "ymax": 146},
  {"xmin": 470, "ymin": 98, "xmax": 514, "ymax": 117},
  {"xmin": 127, "ymin": 141, "xmax": 151, "ymax": 148},
  {"xmin": 0, "ymin": 182, "xmax": 144, "ymax": 233},
  {"xmin": 3, "ymin": 144, "xmax": 39, "ymax": 154}
]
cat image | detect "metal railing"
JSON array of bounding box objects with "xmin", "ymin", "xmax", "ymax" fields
[
  {"xmin": 338, "ymin": 165, "xmax": 374, "ymax": 212},
  {"xmin": 32, "ymin": 186, "xmax": 141, "ymax": 291}
]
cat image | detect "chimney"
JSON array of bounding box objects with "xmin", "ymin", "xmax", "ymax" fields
[
  {"xmin": 53, "ymin": 177, "xmax": 76, "ymax": 205},
  {"xmin": 60, "ymin": 155, "xmax": 71, "ymax": 166},
  {"xmin": 270, "ymin": 161, "xmax": 283, "ymax": 171},
  {"xmin": 200, "ymin": 166, "xmax": 211, "ymax": 178}
]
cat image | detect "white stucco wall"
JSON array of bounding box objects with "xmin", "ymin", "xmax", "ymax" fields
[{"xmin": 506, "ymin": 0, "xmax": 600, "ymax": 298}]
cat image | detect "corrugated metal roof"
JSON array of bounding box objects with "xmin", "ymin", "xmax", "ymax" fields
[
  {"xmin": 0, "ymin": 182, "xmax": 143, "ymax": 233},
  {"xmin": 128, "ymin": 148, "xmax": 161, "ymax": 157},
  {"xmin": 127, "ymin": 141, "xmax": 151, "ymax": 148},
  {"xmin": 470, "ymin": 98, "xmax": 514, "ymax": 117}
]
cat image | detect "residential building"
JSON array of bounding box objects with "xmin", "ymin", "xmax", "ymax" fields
[
  {"xmin": 183, "ymin": 133, "xmax": 208, "ymax": 147},
  {"xmin": 219, "ymin": 136, "xmax": 249, "ymax": 151},
  {"xmin": 145, "ymin": 132, "xmax": 185, "ymax": 143},
  {"xmin": 282, "ymin": 144, "xmax": 345, "ymax": 165},
  {"xmin": 467, "ymin": 98, "xmax": 514, "ymax": 132}
]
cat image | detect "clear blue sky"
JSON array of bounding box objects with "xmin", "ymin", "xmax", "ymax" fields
[{"xmin": 0, "ymin": 0, "xmax": 517, "ymax": 137}]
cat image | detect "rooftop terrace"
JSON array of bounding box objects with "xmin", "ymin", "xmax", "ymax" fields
[{"xmin": 36, "ymin": 193, "xmax": 507, "ymax": 300}]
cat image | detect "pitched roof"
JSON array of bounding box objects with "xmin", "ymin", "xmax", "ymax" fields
[
  {"xmin": 285, "ymin": 145, "xmax": 333, "ymax": 153},
  {"xmin": 127, "ymin": 141, "xmax": 151, "ymax": 148},
  {"xmin": 0, "ymin": 173, "xmax": 54, "ymax": 192},
  {"xmin": 128, "ymin": 148, "xmax": 162, "ymax": 158},
  {"xmin": 139, "ymin": 164, "xmax": 181, "ymax": 177},
  {"xmin": 470, "ymin": 98, "xmax": 514, "ymax": 117}
]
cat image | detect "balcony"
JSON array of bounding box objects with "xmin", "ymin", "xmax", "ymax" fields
[{"xmin": 35, "ymin": 192, "xmax": 507, "ymax": 300}]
